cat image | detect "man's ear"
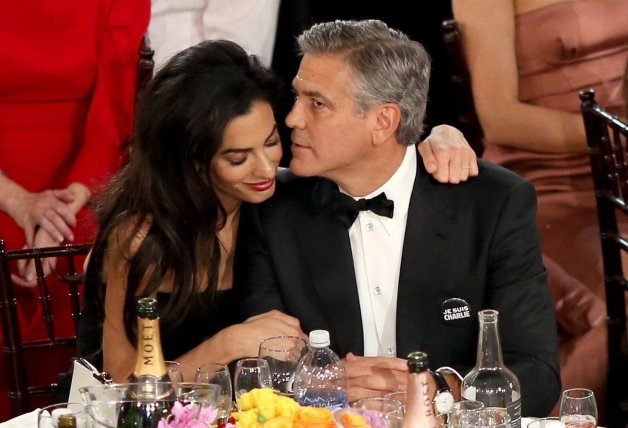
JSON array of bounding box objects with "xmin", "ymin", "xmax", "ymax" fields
[{"xmin": 372, "ymin": 103, "xmax": 401, "ymax": 146}]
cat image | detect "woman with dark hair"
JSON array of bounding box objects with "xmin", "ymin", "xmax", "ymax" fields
[
  {"xmin": 80, "ymin": 39, "xmax": 303, "ymax": 382},
  {"xmin": 79, "ymin": 39, "xmax": 478, "ymax": 382}
]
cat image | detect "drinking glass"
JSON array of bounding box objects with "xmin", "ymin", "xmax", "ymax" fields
[
  {"xmin": 449, "ymin": 400, "xmax": 485, "ymax": 427},
  {"xmin": 559, "ymin": 388, "xmax": 597, "ymax": 428},
  {"xmin": 195, "ymin": 362, "xmax": 233, "ymax": 423},
  {"xmin": 38, "ymin": 402, "xmax": 91, "ymax": 428},
  {"xmin": 459, "ymin": 406, "xmax": 510, "ymax": 428},
  {"xmin": 527, "ymin": 417, "xmax": 566, "ymax": 428},
  {"xmin": 351, "ymin": 397, "xmax": 404, "ymax": 416},
  {"xmin": 334, "ymin": 408, "xmax": 404, "ymax": 428},
  {"xmin": 383, "ymin": 391, "xmax": 407, "ymax": 415},
  {"xmin": 233, "ymin": 358, "xmax": 272, "ymax": 409},
  {"xmin": 166, "ymin": 360, "xmax": 184, "ymax": 382},
  {"xmin": 258, "ymin": 335, "xmax": 306, "ymax": 397}
]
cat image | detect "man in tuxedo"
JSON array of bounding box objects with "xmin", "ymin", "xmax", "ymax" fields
[{"xmin": 237, "ymin": 19, "xmax": 560, "ymax": 416}]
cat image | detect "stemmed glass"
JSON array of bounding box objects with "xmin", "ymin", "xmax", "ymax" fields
[
  {"xmin": 258, "ymin": 335, "xmax": 306, "ymax": 397},
  {"xmin": 166, "ymin": 360, "xmax": 184, "ymax": 382},
  {"xmin": 351, "ymin": 397, "xmax": 404, "ymax": 416},
  {"xmin": 195, "ymin": 362, "xmax": 233, "ymax": 423},
  {"xmin": 233, "ymin": 358, "xmax": 272, "ymax": 409},
  {"xmin": 559, "ymin": 388, "xmax": 598, "ymax": 428}
]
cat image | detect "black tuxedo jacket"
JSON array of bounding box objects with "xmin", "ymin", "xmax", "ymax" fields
[{"xmin": 235, "ymin": 156, "xmax": 560, "ymax": 416}]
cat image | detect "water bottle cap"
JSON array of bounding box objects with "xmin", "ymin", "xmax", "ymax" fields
[{"xmin": 309, "ymin": 330, "xmax": 330, "ymax": 347}]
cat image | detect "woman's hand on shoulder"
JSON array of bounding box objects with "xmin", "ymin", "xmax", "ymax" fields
[{"xmin": 418, "ymin": 125, "xmax": 479, "ymax": 183}]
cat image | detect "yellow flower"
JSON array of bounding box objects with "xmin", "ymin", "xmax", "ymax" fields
[
  {"xmin": 294, "ymin": 407, "xmax": 335, "ymax": 428},
  {"xmin": 231, "ymin": 389, "xmax": 363, "ymax": 428},
  {"xmin": 263, "ymin": 415, "xmax": 294, "ymax": 428},
  {"xmin": 339, "ymin": 412, "xmax": 369, "ymax": 427},
  {"xmin": 233, "ymin": 410, "xmax": 262, "ymax": 428}
]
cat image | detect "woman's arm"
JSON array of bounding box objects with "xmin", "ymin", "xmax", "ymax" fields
[
  {"xmin": 102, "ymin": 227, "xmax": 305, "ymax": 382},
  {"xmin": 173, "ymin": 310, "xmax": 305, "ymax": 381},
  {"xmin": 452, "ymin": 0, "xmax": 586, "ymax": 153}
]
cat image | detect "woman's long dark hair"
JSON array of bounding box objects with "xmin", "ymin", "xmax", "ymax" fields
[{"xmin": 84, "ymin": 40, "xmax": 284, "ymax": 344}]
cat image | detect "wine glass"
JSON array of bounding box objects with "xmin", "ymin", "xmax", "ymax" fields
[
  {"xmin": 195, "ymin": 362, "xmax": 233, "ymax": 423},
  {"xmin": 459, "ymin": 407, "xmax": 510, "ymax": 428},
  {"xmin": 449, "ymin": 400, "xmax": 484, "ymax": 427},
  {"xmin": 166, "ymin": 360, "xmax": 184, "ymax": 382},
  {"xmin": 233, "ymin": 358, "xmax": 272, "ymax": 409},
  {"xmin": 258, "ymin": 335, "xmax": 306, "ymax": 397},
  {"xmin": 351, "ymin": 397, "xmax": 404, "ymax": 416},
  {"xmin": 559, "ymin": 388, "xmax": 597, "ymax": 428}
]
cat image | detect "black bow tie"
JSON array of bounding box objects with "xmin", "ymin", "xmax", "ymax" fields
[{"xmin": 330, "ymin": 190, "xmax": 395, "ymax": 228}]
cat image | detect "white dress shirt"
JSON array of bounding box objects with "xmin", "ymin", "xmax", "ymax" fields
[
  {"xmin": 149, "ymin": 0, "xmax": 281, "ymax": 68},
  {"xmin": 342, "ymin": 146, "xmax": 416, "ymax": 357}
]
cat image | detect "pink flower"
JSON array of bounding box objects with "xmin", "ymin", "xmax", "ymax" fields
[
  {"xmin": 158, "ymin": 401, "xmax": 218, "ymax": 428},
  {"xmin": 362, "ymin": 410, "xmax": 388, "ymax": 428}
]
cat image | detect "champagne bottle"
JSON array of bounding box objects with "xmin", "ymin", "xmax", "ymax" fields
[
  {"xmin": 402, "ymin": 351, "xmax": 438, "ymax": 428},
  {"xmin": 462, "ymin": 309, "xmax": 521, "ymax": 428},
  {"xmin": 117, "ymin": 297, "xmax": 175, "ymax": 428}
]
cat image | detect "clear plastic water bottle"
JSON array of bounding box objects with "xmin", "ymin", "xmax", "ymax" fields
[{"xmin": 293, "ymin": 329, "xmax": 348, "ymax": 411}]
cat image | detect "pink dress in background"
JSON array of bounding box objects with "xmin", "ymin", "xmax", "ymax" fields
[
  {"xmin": 484, "ymin": 0, "xmax": 627, "ymax": 305},
  {"xmin": 481, "ymin": 0, "xmax": 627, "ymax": 418}
]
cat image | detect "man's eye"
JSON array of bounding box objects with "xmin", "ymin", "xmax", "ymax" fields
[{"xmin": 312, "ymin": 99, "xmax": 325, "ymax": 109}]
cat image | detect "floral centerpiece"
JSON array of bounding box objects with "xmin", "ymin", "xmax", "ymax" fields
[
  {"xmin": 228, "ymin": 389, "xmax": 388, "ymax": 428},
  {"xmin": 158, "ymin": 401, "xmax": 218, "ymax": 428}
]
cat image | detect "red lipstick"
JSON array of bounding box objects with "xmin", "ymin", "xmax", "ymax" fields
[{"xmin": 246, "ymin": 179, "xmax": 275, "ymax": 192}]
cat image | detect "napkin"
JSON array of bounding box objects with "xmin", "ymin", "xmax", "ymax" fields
[
  {"xmin": 68, "ymin": 359, "xmax": 103, "ymax": 403},
  {"xmin": 0, "ymin": 408, "xmax": 39, "ymax": 428}
]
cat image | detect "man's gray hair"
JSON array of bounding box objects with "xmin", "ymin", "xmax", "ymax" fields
[{"xmin": 297, "ymin": 19, "xmax": 431, "ymax": 146}]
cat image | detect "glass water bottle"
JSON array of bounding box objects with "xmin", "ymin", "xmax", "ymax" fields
[{"xmin": 462, "ymin": 309, "xmax": 521, "ymax": 428}]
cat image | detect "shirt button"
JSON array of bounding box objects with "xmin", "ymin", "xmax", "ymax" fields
[
  {"xmin": 386, "ymin": 346, "xmax": 396, "ymax": 356},
  {"xmin": 367, "ymin": 222, "xmax": 374, "ymax": 231},
  {"xmin": 375, "ymin": 286, "xmax": 382, "ymax": 295}
]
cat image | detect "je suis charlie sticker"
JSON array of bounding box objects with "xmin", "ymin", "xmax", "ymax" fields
[{"xmin": 440, "ymin": 298, "xmax": 471, "ymax": 326}]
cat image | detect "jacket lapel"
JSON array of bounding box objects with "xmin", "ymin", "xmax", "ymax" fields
[
  {"xmin": 297, "ymin": 179, "xmax": 364, "ymax": 355},
  {"xmin": 396, "ymin": 163, "xmax": 459, "ymax": 358}
]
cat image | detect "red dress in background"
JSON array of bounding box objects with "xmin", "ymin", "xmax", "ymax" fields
[{"xmin": 0, "ymin": 0, "xmax": 149, "ymax": 418}]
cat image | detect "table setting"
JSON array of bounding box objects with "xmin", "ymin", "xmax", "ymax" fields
[{"xmin": 0, "ymin": 326, "xmax": 603, "ymax": 428}]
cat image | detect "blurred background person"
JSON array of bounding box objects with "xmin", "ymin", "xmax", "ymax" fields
[
  {"xmin": 148, "ymin": 0, "xmax": 281, "ymax": 69},
  {"xmin": 0, "ymin": 0, "xmax": 149, "ymax": 418},
  {"xmin": 452, "ymin": 0, "xmax": 628, "ymax": 420}
]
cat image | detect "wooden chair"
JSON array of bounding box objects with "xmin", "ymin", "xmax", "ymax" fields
[
  {"xmin": 579, "ymin": 89, "xmax": 628, "ymax": 426},
  {"xmin": 0, "ymin": 241, "xmax": 91, "ymax": 417},
  {"xmin": 441, "ymin": 19, "xmax": 484, "ymax": 157}
]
